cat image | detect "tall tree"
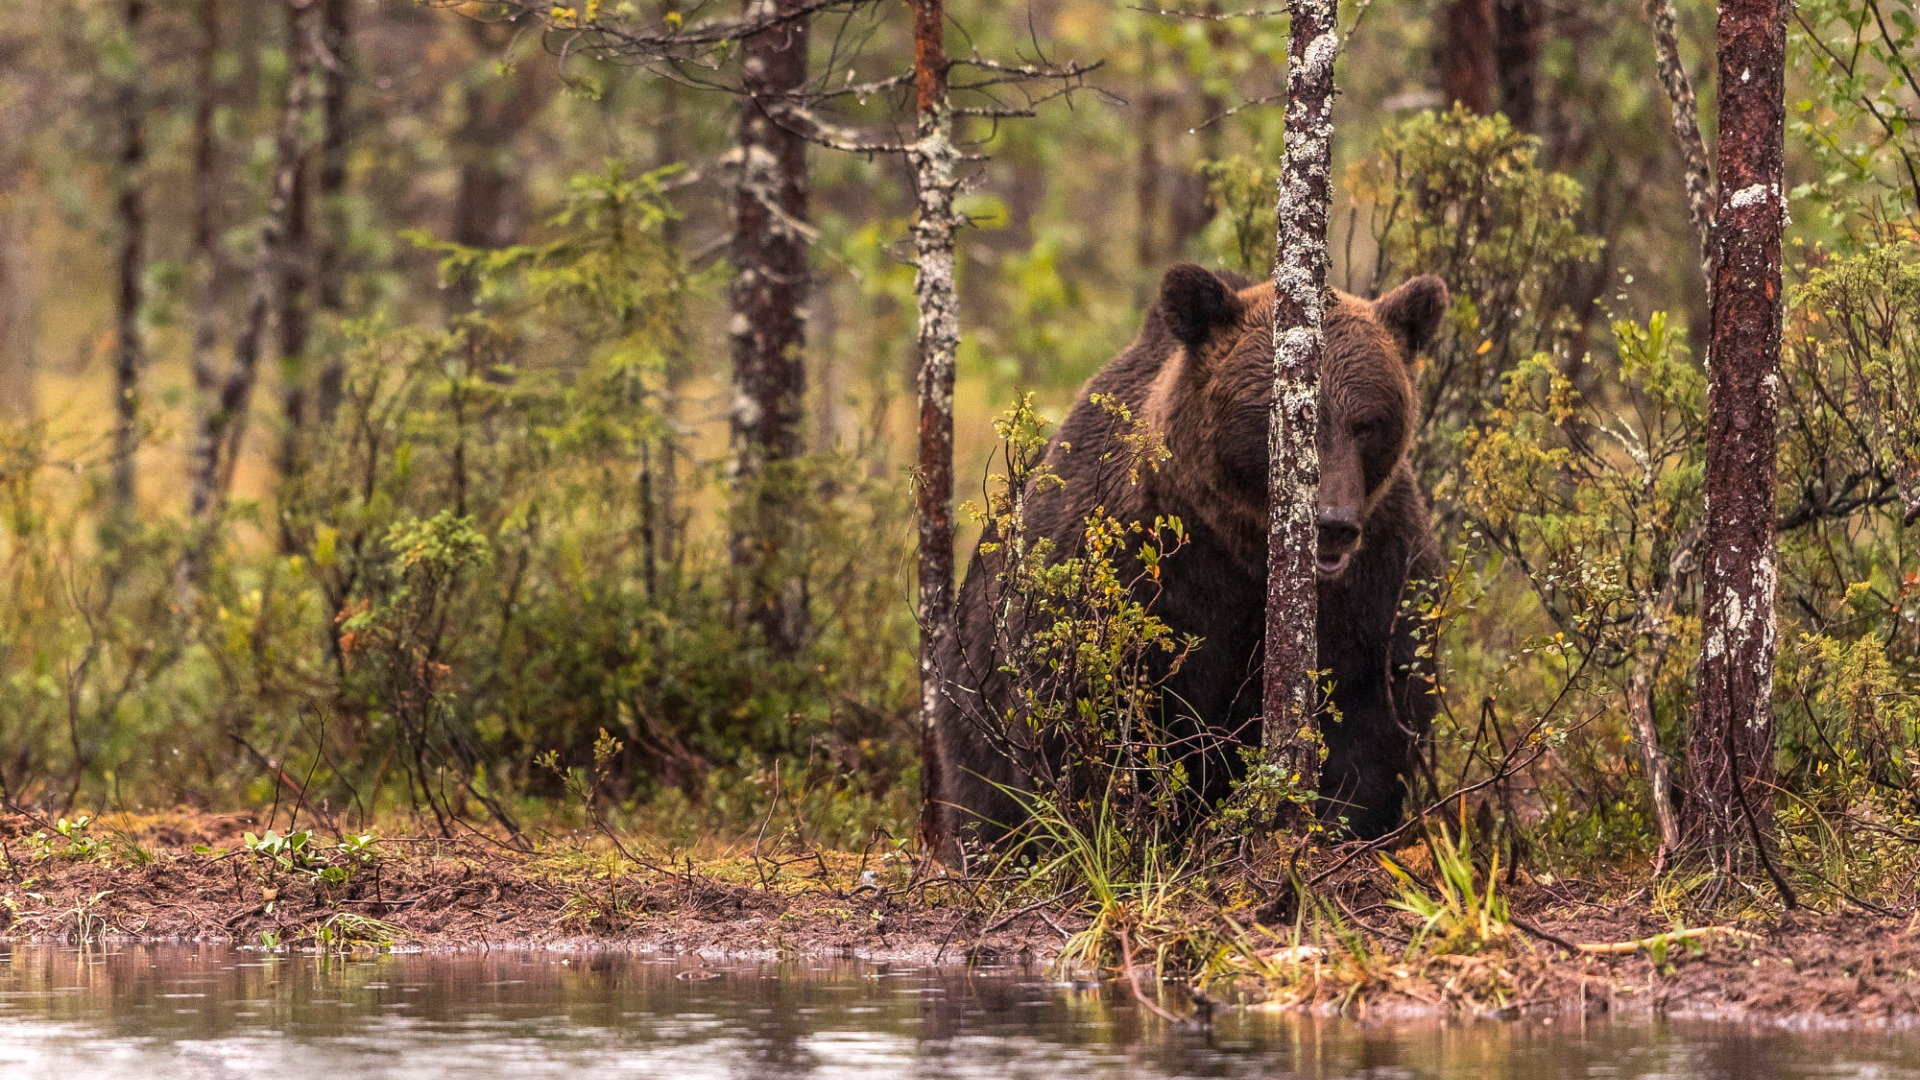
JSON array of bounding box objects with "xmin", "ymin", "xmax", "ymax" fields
[
  {"xmin": 1688, "ymin": 0, "xmax": 1793, "ymax": 902},
  {"xmin": 186, "ymin": 0, "xmax": 224, "ymax": 460},
  {"xmin": 109, "ymin": 0, "xmax": 147, "ymax": 520},
  {"xmin": 727, "ymin": 0, "xmax": 813, "ymax": 655},
  {"xmin": 1438, "ymin": 0, "xmax": 1542, "ymax": 129},
  {"xmin": 1263, "ymin": 0, "xmax": 1337, "ymax": 797},
  {"xmin": 1625, "ymin": 0, "xmax": 1717, "ymax": 866},
  {"xmin": 907, "ymin": 0, "xmax": 960, "ymax": 838},
  {"xmin": 188, "ymin": 0, "xmax": 317, "ymax": 529},
  {"xmin": 313, "ymin": 0, "xmax": 352, "ymax": 424},
  {"xmin": 447, "ymin": 13, "xmax": 553, "ymax": 303}
]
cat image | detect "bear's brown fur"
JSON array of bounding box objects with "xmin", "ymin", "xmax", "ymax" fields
[{"xmin": 928, "ymin": 265, "xmax": 1448, "ymax": 861}]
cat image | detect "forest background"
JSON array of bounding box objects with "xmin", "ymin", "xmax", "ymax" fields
[{"xmin": 0, "ymin": 0, "xmax": 1917, "ymax": 913}]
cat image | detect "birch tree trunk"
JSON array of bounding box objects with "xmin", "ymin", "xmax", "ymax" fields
[
  {"xmin": 1626, "ymin": 0, "xmax": 1715, "ymax": 866},
  {"xmin": 728, "ymin": 0, "xmax": 812, "ymax": 656},
  {"xmin": 1263, "ymin": 0, "xmax": 1337, "ymax": 796},
  {"xmin": 187, "ymin": 0, "xmax": 224, "ymax": 462},
  {"xmin": 187, "ymin": 0, "xmax": 316, "ymax": 528},
  {"xmin": 1643, "ymin": 0, "xmax": 1716, "ymax": 286},
  {"xmin": 313, "ymin": 0, "xmax": 352, "ymax": 425},
  {"xmin": 906, "ymin": 0, "xmax": 960, "ymax": 839},
  {"xmin": 110, "ymin": 0, "xmax": 147, "ymax": 521},
  {"xmin": 1688, "ymin": 0, "xmax": 1792, "ymax": 902}
]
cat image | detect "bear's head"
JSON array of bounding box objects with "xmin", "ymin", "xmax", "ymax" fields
[{"xmin": 1147, "ymin": 263, "xmax": 1448, "ymax": 579}]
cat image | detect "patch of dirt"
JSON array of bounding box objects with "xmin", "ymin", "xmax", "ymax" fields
[
  {"xmin": 5, "ymin": 811, "xmax": 1918, "ymax": 1028},
  {"xmin": 0, "ymin": 814, "xmax": 1062, "ymax": 965}
]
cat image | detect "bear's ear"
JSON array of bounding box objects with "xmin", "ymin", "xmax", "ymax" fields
[
  {"xmin": 1374, "ymin": 275, "xmax": 1450, "ymax": 358},
  {"xmin": 1159, "ymin": 264, "xmax": 1244, "ymax": 350}
]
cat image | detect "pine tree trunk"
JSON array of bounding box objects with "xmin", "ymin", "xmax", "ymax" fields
[
  {"xmin": 187, "ymin": 0, "xmax": 317, "ymax": 528},
  {"xmin": 446, "ymin": 14, "xmax": 551, "ymax": 312},
  {"xmin": 1438, "ymin": 0, "xmax": 1496, "ymax": 114},
  {"xmin": 907, "ymin": 0, "xmax": 960, "ymax": 842},
  {"xmin": 1688, "ymin": 0, "xmax": 1792, "ymax": 901},
  {"xmin": 1263, "ymin": 0, "xmax": 1337, "ymax": 796},
  {"xmin": 727, "ymin": 0, "xmax": 812, "ymax": 656},
  {"xmin": 314, "ymin": 0, "xmax": 351, "ymax": 425},
  {"xmin": 1493, "ymin": 0, "xmax": 1542, "ymax": 129},
  {"xmin": 110, "ymin": 0, "xmax": 148, "ymax": 520}
]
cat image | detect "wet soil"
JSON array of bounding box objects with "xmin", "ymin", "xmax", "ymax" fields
[{"xmin": 3, "ymin": 810, "xmax": 1917, "ymax": 1029}]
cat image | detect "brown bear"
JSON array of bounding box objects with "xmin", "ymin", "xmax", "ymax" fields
[{"xmin": 927, "ymin": 264, "xmax": 1448, "ymax": 862}]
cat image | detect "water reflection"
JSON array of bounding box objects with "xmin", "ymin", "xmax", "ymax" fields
[{"xmin": 0, "ymin": 944, "xmax": 1914, "ymax": 1079}]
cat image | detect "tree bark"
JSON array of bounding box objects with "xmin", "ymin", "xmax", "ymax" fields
[
  {"xmin": 446, "ymin": 13, "xmax": 552, "ymax": 312},
  {"xmin": 276, "ymin": 136, "xmax": 314, "ymax": 482},
  {"xmin": 188, "ymin": 0, "xmax": 317, "ymax": 528},
  {"xmin": 1263, "ymin": 0, "xmax": 1337, "ymax": 796},
  {"xmin": 907, "ymin": 0, "xmax": 960, "ymax": 843},
  {"xmin": 1688, "ymin": 0, "xmax": 1792, "ymax": 902},
  {"xmin": 110, "ymin": 0, "xmax": 148, "ymax": 521},
  {"xmin": 727, "ymin": 0, "xmax": 812, "ymax": 655},
  {"xmin": 187, "ymin": 0, "xmax": 224, "ymax": 463},
  {"xmin": 314, "ymin": 0, "xmax": 352, "ymax": 424},
  {"xmin": 1438, "ymin": 0, "xmax": 1496, "ymax": 115},
  {"xmin": 1493, "ymin": 0, "xmax": 1542, "ymax": 130},
  {"xmin": 1643, "ymin": 0, "xmax": 1716, "ymax": 291}
]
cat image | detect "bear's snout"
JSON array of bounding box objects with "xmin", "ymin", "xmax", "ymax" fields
[{"xmin": 1315, "ymin": 508, "xmax": 1362, "ymax": 578}]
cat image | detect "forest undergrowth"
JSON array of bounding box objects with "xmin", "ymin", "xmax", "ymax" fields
[{"xmin": 2, "ymin": 0, "xmax": 1920, "ymax": 1027}]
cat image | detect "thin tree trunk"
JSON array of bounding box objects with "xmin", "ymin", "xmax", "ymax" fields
[
  {"xmin": 276, "ymin": 144, "xmax": 313, "ymax": 483},
  {"xmin": 1626, "ymin": 526, "xmax": 1699, "ymax": 863},
  {"xmin": 1438, "ymin": 0, "xmax": 1496, "ymax": 114},
  {"xmin": 1688, "ymin": 0, "xmax": 1793, "ymax": 905},
  {"xmin": 188, "ymin": 0, "xmax": 317, "ymax": 529},
  {"xmin": 1263, "ymin": 0, "xmax": 1336, "ymax": 796},
  {"xmin": 727, "ymin": 0, "xmax": 812, "ymax": 655},
  {"xmin": 0, "ymin": 207, "xmax": 32, "ymax": 423},
  {"xmin": 1643, "ymin": 0, "xmax": 1716, "ymax": 288},
  {"xmin": 314, "ymin": 0, "xmax": 352, "ymax": 424},
  {"xmin": 907, "ymin": 0, "xmax": 960, "ymax": 843},
  {"xmin": 110, "ymin": 0, "xmax": 148, "ymax": 521},
  {"xmin": 446, "ymin": 14, "xmax": 552, "ymax": 311},
  {"xmin": 1493, "ymin": 0, "xmax": 1542, "ymax": 130},
  {"xmin": 187, "ymin": 0, "xmax": 223, "ymax": 460}
]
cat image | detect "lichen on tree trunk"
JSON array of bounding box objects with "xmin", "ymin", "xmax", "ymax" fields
[
  {"xmin": 728, "ymin": 0, "xmax": 813, "ymax": 656},
  {"xmin": 186, "ymin": 0, "xmax": 317, "ymax": 532},
  {"xmin": 906, "ymin": 0, "xmax": 961, "ymax": 838},
  {"xmin": 1689, "ymin": 0, "xmax": 1791, "ymax": 900},
  {"xmin": 1263, "ymin": 0, "xmax": 1337, "ymax": 796},
  {"xmin": 111, "ymin": 0, "xmax": 147, "ymax": 522}
]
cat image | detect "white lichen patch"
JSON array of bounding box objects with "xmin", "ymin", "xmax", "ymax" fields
[{"xmin": 1727, "ymin": 183, "xmax": 1772, "ymax": 211}]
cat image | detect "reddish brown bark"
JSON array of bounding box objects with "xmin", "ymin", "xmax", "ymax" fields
[
  {"xmin": 1263, "ymin": 0, "xmax": 1337, "ymax": 795},
  {"xmin": 1439, "ymin": 0, "xmax": 1496, "ymax": 115},
  {"xmin": 727, "ymin": 0, "xmax": 813, "ymax": 655},
  {"xmin": 110, "ymin": 0, "xmax": 147, "ymax": 519},
  {"xmin": 1688, "ymin": 0, "xmax": 1792, "ymax": 900},
  {"xmin": 908, "ymin": 0, "xmax": 958, "ymax": 843}
]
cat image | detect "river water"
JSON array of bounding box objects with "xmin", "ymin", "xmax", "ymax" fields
[{"xmin": 0, "ymin": 944, "xmax": 1913, "ymax": 1079}]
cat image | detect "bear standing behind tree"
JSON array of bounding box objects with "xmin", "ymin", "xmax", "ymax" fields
[{"xmin": 926, "ymin": 264, "xmax": 1449, "ymax": 864}]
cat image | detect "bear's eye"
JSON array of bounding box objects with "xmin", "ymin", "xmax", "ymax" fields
[{"xmin": 1351, "ymin": 418, "xmax": 1385, "ymax": 440}]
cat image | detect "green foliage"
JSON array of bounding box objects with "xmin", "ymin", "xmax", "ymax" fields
[
  {"xmin": 963, "ymin": 395, "xmax": 1209, "ymax": 872},
  {"xmin": 1383, "ymin": 825, "xmax": 1512, "ymax": 957},
  {"xmin": 1349, "ymin": 107, "xmax": 1604, "ymax": 501},
  {"xmin": 1199, "ymin": 155, "xmax": 1280, "ymax": 277},
  {"xmin": 1791, "ymin": 0, "xmax": 1920, "ymax": 219}
]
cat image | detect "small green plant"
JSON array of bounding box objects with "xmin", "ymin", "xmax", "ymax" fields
[{"xmin": 1382, "ymin": 825, "xmax": 1511, "ymax": 956}]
